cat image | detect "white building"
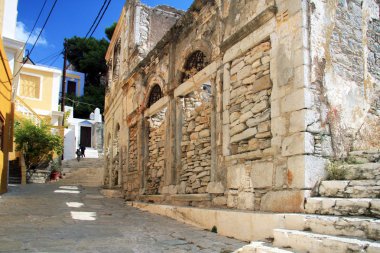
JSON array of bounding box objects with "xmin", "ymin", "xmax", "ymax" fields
[{"xmin": 63, "ymin": 106, "xmax": 103, "ymax": 160}]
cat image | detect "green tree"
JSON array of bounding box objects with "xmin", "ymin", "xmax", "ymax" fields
[
  {"xmin": 64, "ymin": 22, "xmax": 116, "ymax": 118},
  {"xmin": 105, "ymin": 22, "xmax": 117, "ymax": 40},
  {"xmin": 14, "ymin": 119, "xmax": 63, "ymax": 170},
  {"xmin": 65, "ymin": 37, "xmax": 109, "ymax": 86}
]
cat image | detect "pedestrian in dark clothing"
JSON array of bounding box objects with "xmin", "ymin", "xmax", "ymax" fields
[{"xmin": 80, "ymin": 144, "xmax": 86, "ymax": 158}]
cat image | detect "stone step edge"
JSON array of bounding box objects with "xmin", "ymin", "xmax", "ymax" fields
[
  {"xmin": 234, "ymin": 241, "xmax": 295, "ymax": 253},
  {"xmin": 305, "ymin": 197, "xmax": 380, "ymax": 218},
  {"xmin": 318, "ymin": 180, "xmax": 380, "ymax": 198},
  {"xmin": 273, "ymin": 229, "xmax": 380, "ymax": 253},
  {"xmin": 282, "ymin": 213, "xmax": 380, "ymax": 241}
]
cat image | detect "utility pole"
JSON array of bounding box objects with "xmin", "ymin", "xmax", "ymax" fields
[
  {"xmin": 61, "ymin": 40, "xmax": 67, "ymax": 117},
  {"xmin": 60, "ymin": 40, "xmax": 67, "ymax": 161}
]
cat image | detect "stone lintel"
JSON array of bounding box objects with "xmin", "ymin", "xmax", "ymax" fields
[
  {"xmin": 144, "ymin": 96, "xmax": 169, "ymax": 117},
  {"xmin": 170, "ymin": 194, "xmax": 211, "ymax": 202},
  {"xmin": 221, "ymin": 5, "xmax": 277, "ymax": 53},
  {"xmin": 174, "ymin": 61, "xmax": 218, "ymax": 98}
]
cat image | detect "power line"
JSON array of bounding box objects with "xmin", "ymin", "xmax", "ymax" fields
[
  {"xmin": 12, "ymin": 0, "xmax": 59, "ymax": 80},
  {"xmin": 28, "ymin": 0, "xmax": 59, "ymax": 57},
  {"xmin": 88, "ymin": 0, "xmax": 112, "ymax": 38},
  {"xmin": 85, "ymin": 0, "xmax": 108, "ymax": 39},
  {"xmin": 36, "ymin": 50, "xmax": 63, "ymax": 64},
  {"xmin": 17, "ymin": 0, "xmax": 49, "ymax": 60}
]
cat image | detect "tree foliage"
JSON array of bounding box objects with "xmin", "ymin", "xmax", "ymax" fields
[
  {"xmin": 105, "ymin": 22, "xmax": 117, "ymax": 41},
  {"xmin": 64, "ymin": 22, "xmax": 116, "ymax": 118},
  {"xmin": 65, "ymin": 37, "xmax": 109, "ymax": 86},
  {"xmin": 14, "ymin": 119, "xmax": 63, "ymax": 170}
]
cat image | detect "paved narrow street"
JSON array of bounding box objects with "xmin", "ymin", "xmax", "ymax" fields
[{"xmin": 0, "ymin": 184, "xmax": 245, "ymax": 253}]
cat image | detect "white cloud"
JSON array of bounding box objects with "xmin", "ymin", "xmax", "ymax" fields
[{"xmin": 15, "ymin": 21, "xmax": 48, "ymax": 46}]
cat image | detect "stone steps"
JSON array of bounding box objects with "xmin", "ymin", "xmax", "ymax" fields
[
  {"xmin": 318, "ymin": 180, "xmax": 380, "ymax": 198},
  {"xmin": 305, "ymin": 197, "xmax": 380, "ymax": 218},
  {"xmin": 348, "ymin": 150, "xmax": 380, "ymax": 163},
  {"xmin": 234, "ymin": 241, "xmax": 295, "ymax": 253},
  {"xmin": 273, "ymin": 229, "xmax": 380, "ymax": 253},
  {"xmin": 342, "ymin": 163, "xmax": 380, "ymax": 180},
  {"xmin": 282, "ymin": 214, "xmax": 380, "ymax": 241}
]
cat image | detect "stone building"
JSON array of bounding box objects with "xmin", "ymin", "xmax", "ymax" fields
[{"xmin": 104, "ymin": 0, "xmax": 379, "ymax": 224}]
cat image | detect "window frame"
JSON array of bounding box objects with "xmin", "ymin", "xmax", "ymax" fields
[{"xmin": 18, "ymin": 72, "xmax": 44, "ymax": 101}]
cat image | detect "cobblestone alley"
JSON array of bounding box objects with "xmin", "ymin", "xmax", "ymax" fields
[{"xmin": 0, "ymin": 183, "xmax": 245, "ymax": 253}]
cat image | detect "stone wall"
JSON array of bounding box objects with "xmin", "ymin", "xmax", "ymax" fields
[
  {"xmin": 179, "ymin": 91, "xmax": 212, "ymax": 194},
  {"xmin": 128, "ymin": 125, "xmax": 138, "ymax": 172},
  {"xmin": 310, "ymin": 0, "xmax": 380, "ymax": 157},
  {"xmin": 146, "ymin": 109, "xmax": 166, "ymax": 194},
  {"xmin": 228, "ymin": 41, "xmax": 272, "ymax": 157}
]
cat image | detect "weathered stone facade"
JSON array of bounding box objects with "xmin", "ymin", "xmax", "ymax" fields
[{"xmin": 104, "ymin": 0, "xmax": 380, "ymax": 213}]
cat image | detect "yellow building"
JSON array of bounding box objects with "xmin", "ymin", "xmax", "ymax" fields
[
  {"xmin": 15, "ymin": 64, "xmax": 63, "ymax": 125},
  {"xmin": 0, "ymin": 38, "xmax": 13, "ymax": 194}
]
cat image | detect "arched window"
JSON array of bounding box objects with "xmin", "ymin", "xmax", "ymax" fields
[
  {"xmin": 181, "ymin": 51, "xmax": 209, "ymax": 83},
  {"xmin": 147, "ymin": 84, "xmax": 163, "ymax": 108}
]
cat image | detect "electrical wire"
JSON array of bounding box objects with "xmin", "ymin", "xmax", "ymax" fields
[
  {"xmin": 11, "ymin": 0, "xmax": 59, "ymax": 81},
  {"xmin": 28, "ymin": 0, "xmax": 59, "ymax": 57},
  {"xmin": 16, "ymin": 0, "xmax": 49, "ymax": 60},
  {"xmin": 88, "ymin": 0, "xmax": 112, "ymax": 38},
  {"xmin": 36, "ymin": 50, "xmax": 63, "ymax": 64},
  {"xmin": 85, "ymin": 0, "xmax": 108, "ymax": 39}
]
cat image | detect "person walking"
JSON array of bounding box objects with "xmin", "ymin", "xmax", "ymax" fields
[
  {"xmin": 76, "ymin": 148, "xmax": 81, "ymax": 162},
  {"xmin": 80, "ymin": 144, "xmax": 86, "ymax": 158}
]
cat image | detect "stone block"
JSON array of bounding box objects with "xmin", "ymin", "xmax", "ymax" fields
[
  {"xmin": 230, "ymin": 60, "xmax": 245, "ymax": 75},
  {"xmin": 199, "ymin": 129, "xmax": 210, "ymax": 138},
  {"xmin": 207, "ymin": 182, "xmax": 225, "ymax": 194},
  {"xmin": 242, "ymin": 74, "xmax": 257, "ymax": 85},
  {"xmin": 258, "ymin": 120, "xmax": 271, "ymax": 133},
  {"xmin": 230, "ymin": 112, "xmax": 241, "ymax": 123},
  {"xmin": 282, "ymin": 132, "xmax": 314, "ymax": 156},
  {"xmin": 271, "ymin": 117, "xmax": 287, "ymax": 137},
  {"xmin": 231, "ymin": 123, "xmax": 247, "ymax": 136},
  {"xmin": 251, "ymin": 100, "xmax": 269, "ymax": 114},
  {"xmin": 289, "ymin": 109, "xmax": 318, "ymax": 133},
  {"xmin": 239, "ymin": 111, "xmax": 253, "ymax": 123},
  {"xmin": 246, "ymin": 110, "xmax": 271, "ymax": 127},
  {"xmin": 251, "ymin": 75, "xmax": 272, "ymax": 94},
  {"xmin": 237, "ymin": 65, "xmax": 252, "ymax": 81},
  {"xmin": 227, "ymin": 165, "xmax": 245, "ymax": 189},
  {"xmin": 261, "ymin": 190, "xmax": 307, "ymax": 212},
  {"xmin": 287, "ymin": 155, "xmax": 327, "ymax": 188},
  {"xmin": 281, "ymin": 88, "xmax": 313, "ymax": 113},
  {"xmin": 227, "ymin": 191, "xmax": 237, "ymax": 208},
  {"xmin": 237, "ymin": 191, "xmax": 255, "ymax": 210},
  {"xmin": 231, "ymin": 86, "xmax": 248, "ymax": 99},
  {"xmin": 212, "ymin": 196, "xmax": 227, "ymax": 206},
  {"xmin": 231, "ymin": 127, "xmax": 257, "ymax": 143},
  {"xmin": 168, "ymin": 185, "xmax": 178, "ymax": 195},
  {"xmin": 251, "ymin": 161, "xmax": 274, "ymax": 188}
]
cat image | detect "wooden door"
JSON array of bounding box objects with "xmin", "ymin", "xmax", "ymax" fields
[{"xmin": 80, "ymin": 126, "xmax": 92, "ymax": 147}]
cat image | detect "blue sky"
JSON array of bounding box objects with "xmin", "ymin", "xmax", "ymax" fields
[{"xmin": 17, "ymin": 0, "xmax": 193, "ymax": 68}]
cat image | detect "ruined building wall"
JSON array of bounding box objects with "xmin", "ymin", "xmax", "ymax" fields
[
  {"xmin": 310, "ymin": 0, "xmax": 380, "ymax": 158},
  {"xmin": 104, "ymin": 0, "xmax": 379, "ymax": 212}
]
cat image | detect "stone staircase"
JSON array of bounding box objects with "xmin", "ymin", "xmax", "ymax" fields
[
  {"xmin": 58, "ymin": 157, "xmax": 104, "ymax": 187},
  {"xmin": 236, "ymin": 150, "xmax": 380, "ymax": 253}
]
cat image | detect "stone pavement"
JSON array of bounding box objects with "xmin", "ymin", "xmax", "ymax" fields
[{"xmin": 0, "ymin": 184, "xmax": 245, "ymax": 253}]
